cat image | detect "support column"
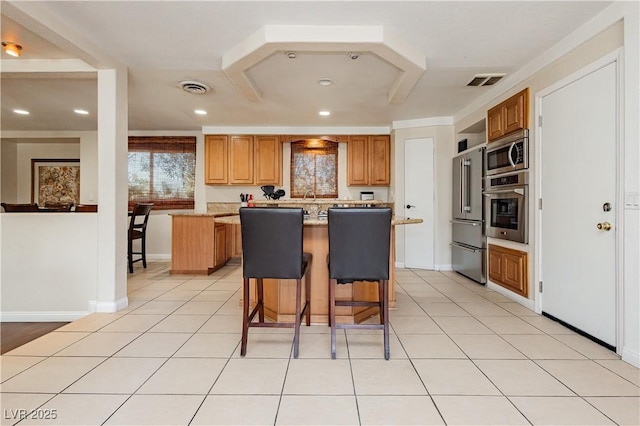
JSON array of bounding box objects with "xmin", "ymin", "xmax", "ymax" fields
[{"xmin": 96, "ymin": 67, "xmax": 128, "ymax": 312}]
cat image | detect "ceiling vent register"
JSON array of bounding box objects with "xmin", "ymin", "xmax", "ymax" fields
[
  {"xmin": 466, "ymin": 73, "xmax": 506, "ymax": 87},
  {"xmin": 178, "ymin": 80, "xmax": 211, "ymax": 94}
]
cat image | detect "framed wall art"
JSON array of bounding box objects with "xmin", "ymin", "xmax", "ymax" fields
[{"xmin": 31, "ymin": 159, "xmax": 80, "ymax": 206}]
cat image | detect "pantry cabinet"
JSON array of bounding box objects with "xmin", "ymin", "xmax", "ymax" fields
[
  {"xmin": 347, "ymin": 135, "xmax": 390, "ymax": 186},
  {"xmin": 205, "ymin": 135, "xmax": 281, "ymax": 185},
  {"xmin": 487, "ymin": 88, "xmax": 529, "ymax": 142},
  {"xmin": 488, "ymin": 244, "xmax": 528, "ymax": 297}
]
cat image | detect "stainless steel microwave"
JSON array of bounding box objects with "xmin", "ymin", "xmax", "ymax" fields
[{"xmin": 485, "ymin": 129, "xmax": 528, "ymax": 176}]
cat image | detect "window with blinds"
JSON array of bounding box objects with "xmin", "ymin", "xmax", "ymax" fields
[
  {"xmin": 128, "ymin": 136, "xmax": 196, "ymax": 210},
  {"xmin": 290, "ymin": 140, "xmax": 338, "ymax": 198}
]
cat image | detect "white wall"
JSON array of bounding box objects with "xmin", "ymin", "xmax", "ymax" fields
[
  {"xmin": 0, "ymin": 213, "xmax": 98, "ymax": 320},
  {"xmin": 1, "ymin": 140, "xmax": 18, "ymax": 202},
  {"xmin": 391, "ymin": 124, "xmax": 455, "ymax": 269}
]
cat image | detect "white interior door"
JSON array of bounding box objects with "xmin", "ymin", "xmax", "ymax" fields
[
  {"xmin": 404, "ymin": 137, "xmax": 434, "ymax": 269},
  {"xmin": 540, "ymin": 60, "xmax": 618, "ymax": 348}
]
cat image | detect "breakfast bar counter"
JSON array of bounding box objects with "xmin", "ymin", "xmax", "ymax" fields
[
  {"xmin": 171, "ymin": 201, "xmax": 422, "ymax": 324},
  {"xmin": 214, "ymin": 211, "xmax": 422, "ymax": 325}
]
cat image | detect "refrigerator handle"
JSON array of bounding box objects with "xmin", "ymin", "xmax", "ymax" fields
[
  {"xmin": 459, "ymin": 159, "xmax": 464, "ymax": 214},
  {"xmin": 463, "ymin": 159, "xmax": 471, "ymax": 212},
  {"xmin": 450, "ymin": 242, "xmax": 481, "ymax": 253}
]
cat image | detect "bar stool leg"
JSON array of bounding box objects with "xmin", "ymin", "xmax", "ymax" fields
[
  {"xmin": 330, "ymin": 278, "xmax": 337, "ymax": 359},
  {"xmin": 383, "ymin": 279, "xmax": 390, "ymax": 360},
  {"xmin": 241, "ymin": 278, "xmax": 250, "ymax": 356},
  {"xmin": 305, "ymin": 273, "xmax": 311, "ymax": 326},
  {"xmin": 378, "ymin": 279, "xmax": 385, "ymax": 325},
  {"xmin": 257, "ymin": 278, "xmax": 265, "ymax": 323},
  {"xmin": 293, "ymin": 278, "xmax": 302, "ymax": 358}
]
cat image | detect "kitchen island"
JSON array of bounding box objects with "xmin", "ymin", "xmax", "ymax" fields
[{"xmin": 211, "ymin": 200, "xmax": 422, "ymax": 324}]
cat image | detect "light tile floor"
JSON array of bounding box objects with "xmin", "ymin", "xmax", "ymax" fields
[{"xmin": 1, "ymin": 262, "xmax": 639, "ymax": 425}]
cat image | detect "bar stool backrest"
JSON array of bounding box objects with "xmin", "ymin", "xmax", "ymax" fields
[
  {"xmin": 240, "ymin": 207, "xmax": 305, "ymax": 279},
  {"xmin": 328, "ymin": 207, "xmax": 392, "ymax": 281}
]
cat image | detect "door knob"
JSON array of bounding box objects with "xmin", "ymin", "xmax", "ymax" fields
[
  {"xmin": 406, "ymin": 204, "xmax": 415, "ymax": 209},
  {"xmin": 597, "ymin": 222, "xmax": 612, "ymax": 231}
]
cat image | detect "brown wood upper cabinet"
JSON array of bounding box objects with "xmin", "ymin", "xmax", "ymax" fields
[
  {"xmin": 487, "ymin": 88, "xmax": 529, "ymax": 142},
  {"xmin": 205, "ymin": 135, "xmax": 281, "ymax": 185},
  {"xmin": 347, "ymin": 135, "xmax": 390, "ymax": 186}
]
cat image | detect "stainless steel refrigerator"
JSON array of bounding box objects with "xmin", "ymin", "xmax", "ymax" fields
[{"xmin": 451, "ymin": 147, "xmax": 486, "ymax": 284}]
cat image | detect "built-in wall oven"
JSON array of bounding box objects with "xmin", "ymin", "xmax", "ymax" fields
[
  {"xmin": 484, "ymin": 172, "xmax": 528, "ymax": 243},
  {"xmin": 485, "ymin": 129, "xmax": 528, "ymax": 176}
]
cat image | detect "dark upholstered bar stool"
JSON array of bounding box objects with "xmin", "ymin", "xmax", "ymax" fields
[
  {"xmin": 328, "ymin": 207, "xmax": 392, "ymax": 359},
  {"xmin": 128, "ymin": 203, "xmax": 153, "ymax": 273},
  {"xmin": 239, "ymin": 207, "xmax": 312, "ymax": 358}
]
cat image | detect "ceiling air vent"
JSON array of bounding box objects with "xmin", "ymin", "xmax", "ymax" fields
[
  {"xmin": 466, "ymin": 73, "xmax": 506, "ymax": 87},
  {"xmin": 178, "ymin": 80, "xmax": 211, "ymax": 94}
]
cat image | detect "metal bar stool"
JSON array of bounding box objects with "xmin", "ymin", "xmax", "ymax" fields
[
  {"xmin": 239, "ymin": 207, "xmax": 312, "ymax": 358},
  {"xmin": 327, "ymin": 207, "xmax": 392, "ymax": 359}
]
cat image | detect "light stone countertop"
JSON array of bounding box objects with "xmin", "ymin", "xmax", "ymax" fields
[{"xmin": 211, "ymin": 214, "xmax": 422, "ymax": 226}]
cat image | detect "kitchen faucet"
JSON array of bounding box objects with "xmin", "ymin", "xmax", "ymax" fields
[{"xmin": 303, "ymin": 190, "xmax": 316, "ymax": 201}]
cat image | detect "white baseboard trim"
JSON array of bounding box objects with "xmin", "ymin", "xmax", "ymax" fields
[
  {"xmin": 90, "ymin": 297, "xmax": 129, "ymax": 313},
  {"xmin": 395, "ymin": 261, "xmax": 405, "ymax": 269},
  {"xmin": 621, "ymin": 347, "xmax": 640, "ymax": 368},
  {"xmin": 0, "ymin": 311, "xmax": 90, "ymax": 322},
  {"xmin": 435, "ymin": 264, "xmax": 453, "ymax": 271},
  {"xmin": 486, "ymin": 281, "xmax": 535, "ymax": 310},
  {"xmin": 147, "ymin": 254, "xmax": 171, "ymax": 261}
]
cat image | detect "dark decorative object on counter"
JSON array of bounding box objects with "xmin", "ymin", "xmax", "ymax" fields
[{"xmin": 261, "ymin": 185, "xmax": 285, "ymax": 200}]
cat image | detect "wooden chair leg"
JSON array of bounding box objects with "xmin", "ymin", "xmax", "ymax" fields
[
  {"xmin": 257, "ymin": 278, "xmax": 265, "ymax": 323},
  {"xmin": 128, "ymin": 240, "xmax": 133, "ymax": 273},
  {"xmin": 383, "ymin": 279, "xmax": 390, "ymax": 360},
  {"xmin": 330, "ymin": 278, "xmax": 337, "ymax": 359},
  {"xmin": 241, "ymin": 278, "xmax": 250, "ymax": 356},
  {"xmin": 305, "ymin": 272, "xmax": 311, "ymax": 326},
  {"xmin": 293, "ymin": 278, "xmax": 302, "ymax": 358},
  {"xmin": 141, "ymin": 235, "xmax": 147, "ymax": 268}
]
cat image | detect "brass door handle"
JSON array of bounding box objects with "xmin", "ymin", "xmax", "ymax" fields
[{"xmin": 597, "ymin": 222, "xmax": 612, "ymax": 231}]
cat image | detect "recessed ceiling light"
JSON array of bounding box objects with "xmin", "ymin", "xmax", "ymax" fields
[
  {"xmin": 318, "ymin": 78, "xmax": 333, "ymax": 86},
  {"xmin": 13, "ymin": 109, "xmax": 29, "ymax": 115},
  {"xmin": 285, "ymin": 51, "xmax": 298, "ymax": 59},
  {"xmin": 194, "ymin": 109, "xmax": 207, "ymax": 115},
  {"xmin": 74, "ymin": 109, "xmax": 89, "ymax": 115},
  {"xmin": 318, "ymin": 110, "xmax": 331, "ymax": 116},
  {"xmin": 2, "ymin": 41, "xmax": 22, "ymax": 57}
]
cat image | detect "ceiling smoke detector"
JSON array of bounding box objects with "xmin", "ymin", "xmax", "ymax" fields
[
  {"xmin": 178, "ymin": 80, "xmax": 211, "ymax": 95},
  {"xmin": 466, "ymin": 73, "xmax": 506, "ymax": 87}
]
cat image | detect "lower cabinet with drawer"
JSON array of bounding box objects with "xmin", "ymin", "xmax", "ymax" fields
[{"xmin": 488, "ymin": 244, "xmax": 528, "ymax": 297}]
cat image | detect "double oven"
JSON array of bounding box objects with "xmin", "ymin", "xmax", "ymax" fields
[{"xmin": 484, "ymin": 129, "xmax": 529, "ymax": 244}]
